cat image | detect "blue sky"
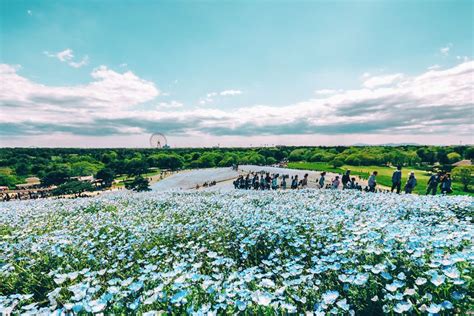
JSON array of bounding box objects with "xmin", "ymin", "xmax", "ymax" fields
[{"xmin": 1, "ymin": 0, "xmax": 473, "ymax": 147}]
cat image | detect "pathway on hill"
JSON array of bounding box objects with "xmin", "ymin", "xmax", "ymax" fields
[{"xmin": 151, "ymin": 165, "xmax": 389, "ymax": 192}]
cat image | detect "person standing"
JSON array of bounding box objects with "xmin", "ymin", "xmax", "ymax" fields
[
  {"xmin": 391, "ymin": 166, "xmax": 402, "ymax": 194},
  {"xmin": 441, "ymin": 173, "xmax": 452, "ymax": 194},
  {"xmin": 368, "ymin": 171, "xmax": 378, "ymax": 192},
  {"xmin": 318, "ymin": 172, "xmax": 326, "ymax": 189},
  {"xmin": 404, "ymin": 172, "xmax": 417, "ymax": 194},
  {"xmin": 271, "ymin": 175, "xmax": 278, "ymax": 190},
  {"xmin": 281, "ymin": 175, "xmax": 287, "ymax": 190},
  {"xmin": 426, "ymin": 172, "xmax": 440, "ymax": 195},
  {"xmin": 331, "ymin": 176, "xmax": 340, "ymax": 189},
  {"xmin": 301, "ymin": 174, "xmax": 309, "ymax": 188},
  {"xmin": 291, "ymin": 175, "xmax": 299, "ymax": 189},
  {"xmin": 342, "ymin": 170, "xmax": 351, "ymax": 189}
]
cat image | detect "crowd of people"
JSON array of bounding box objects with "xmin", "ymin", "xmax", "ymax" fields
[
  {"xmin": 233, "ymin": 171, "xmax": 367, "ymax": 191},
  {"xmin": 233, "ymin": 167, "xmax": 454, "ymax": 195}
]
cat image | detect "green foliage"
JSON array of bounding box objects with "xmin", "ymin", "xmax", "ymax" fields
[
  {"xmin": 452, "ymin": 166, "xmax": 473, "ymax": 191},
  {"xmin": 51, "ymin": 180, "xmax": 95, "ymax": 196},
  {"xmin": 148, "ymin": 153, "xmax": 184, "ymax": 170},
  {"xmin": 288, "ymin": 149, "xmax": 307, "ymax": 162},
  {"xmin": 332, "ymin": 159, "xmax": 344, "ymax": 168},
  {"xmin": 125, "ymin": 176, "xmax": 151, "ymax": 192},
  {"xmin": 96, "ymin": 168, "xmax": 115, "ymax": 188},
  {"xmin": 447, "ymin": 152, "xmax": 462, "ymax": 163},
  {"xmin": 41, "ymin": 170, "xmax": 70, "ymax": 187},
  {"xmin": 0, "ymin": 173, "xmax": 22, "ymax": 189}
]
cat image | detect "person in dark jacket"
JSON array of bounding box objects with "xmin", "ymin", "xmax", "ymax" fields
[
  {"xmin": 318, "ymin": 172, "xmax": 326, "ymax": 189},
  {"xmin": 391, "ymin": 166, "xmax": 402, "ymax": 194},
  {"xmin": 441, "ymin": 173, "xmax": 452, "ymax": 194},
  {"xmin": 426, "ymin": 172, "xmax": 441, "ymax": 195},
  {"xmin": 291, "ymin": 175, "xmax": 299, "ymax": 189},
  {"xmin": 404, "ymin": 172, "xmax": 417, "ymax": 194},
  {"xmin": 342, "ymin": 170, "xmax": 351, "ymax": 189},
  {"xmin": 281, "ymin": 175, "xmax": 287, "ymax": 190}
]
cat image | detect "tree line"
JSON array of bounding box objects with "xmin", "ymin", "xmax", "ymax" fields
[{"xmin": 0, "ymin": 146, "xmax": 472, "ymax": 191}]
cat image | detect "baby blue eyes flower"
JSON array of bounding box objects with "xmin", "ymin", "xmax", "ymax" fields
[
  {"xmin": 322, "ymin": 291, "xmax": 339, "ymax": 305},
  {"xmin": 336, "ymin": 299, "xmax": 350, "ymax": 311},
  {"xmin": 426, "ymin": 303, "xmax": 441, "ymax": 314},
  {"xmin": 415, "ymin": 277, "xmax": 427, "ymax": 285},
  {"xmin": 430, "ymin": 274, "xmax": 446, "ymax": 287},
  {"xmin": 381, "ymin": 272, "xmax": 392, "ymax": 280},
  {"xmin": 393, "ymin": 301, "xmax": 412, "ymax": 314},
  {"xmin": 1, "ymin": 189, "xmax": 472, "ymax": 314},
  {"xmin": 235, "ymin": 300, "xmax": 246, "ymax": 311},
  {"xmin": 171, "ymin": 290, "xmax": 188, "ymax": 304},
  {"xmin": 442, "ymin": 266, "xmax": 460, "ymax": 279}
]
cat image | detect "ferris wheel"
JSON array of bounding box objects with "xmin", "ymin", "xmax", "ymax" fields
[{"xmin": 149, "ymin": 133, "xmax": 168, "ymax": 148}]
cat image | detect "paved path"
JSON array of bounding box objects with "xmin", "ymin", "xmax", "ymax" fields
[{"xmin": 151, "ymin": 165, "xmax": 387, "ymax": 192}]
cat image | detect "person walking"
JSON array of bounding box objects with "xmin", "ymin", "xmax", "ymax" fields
[
  {"xmin": 318, "ymin": 172, "xmax": 326, "ymax": 189},
  {"xmin": 404, "ymin": 172, "xmax": 417, "ymax": 194},
  {"xmin": 368, "ymin": 171, "xmax": 378, "ymax": 192},
  {"xmin": 426, "ymin": 172, "xmax": 440, "ymax": 195},
  {"xmin": 391, "ymin": 166, "xmax": 402, "ymax": 194},
  {"xmin": 331, "ymin": 176, "xmax": 340, "ymax": 189},
  {"xmin": 281, "ymin": 175, "xmax": 287, "ymax": 190},
  {"xmin": 440, "ymin": 173, "xmax": 452, "ymax": 194},
  {"xmin": 301, "ymin": 173, "xmax": 309, "ymax": 188},
  {"xmin": 342, "ymin": 170, "xmax": 351, "ymax": 189}
]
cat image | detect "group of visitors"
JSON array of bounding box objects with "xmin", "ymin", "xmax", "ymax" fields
[
  {"xmin": 233, "ymin": 166, "xmax": 454, "ymax": 196},
  {"xmin": 390, "ymin": 167, "xmax": 452, "ymax": 195},
  {"xmin": 233, "ymin": 172, "xmax": 310, "ymax": 190},
  {"xmin": 426, "ymin": 171, "xmax": 452, "ymax": 195}
]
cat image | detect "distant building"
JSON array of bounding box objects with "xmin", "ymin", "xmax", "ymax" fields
[{"xmin": 452, "ymin": 159, "xmax": 472, "ymax": 167}]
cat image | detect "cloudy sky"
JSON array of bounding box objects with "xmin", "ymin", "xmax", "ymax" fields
[{"xmin": 1, "ymin": 1, "xmax": 473, "ymax": 147}]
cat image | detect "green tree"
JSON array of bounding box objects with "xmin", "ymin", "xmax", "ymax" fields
[
  {"xmin": 266, "ymin": 157, "xmax": 277, "ymax": 165},
  {"xmin": 125, "ymin": 176, "xmax": 151, "ymax": 192},
  {"xmin": 452, "ymin": 166, "xmax": 473, "ymax": 191},
  {"xmin": 447, "ymin": 152, "xmax": 462, "ymax": 164},
  {"xmin": 125, "ymin": 158, "xmax": 149, "ymax": 176},
  {"xmin": 41, "ymin": 170, "xmax": 70, "ymax": 187},
  {"xmin": 288, "ymin": 149, "xmax": 307, "ymax": 162},
  {"xmin": 332, "ymin": 159, "xmax": 344, "ymax": 168},
  {"xmin": 52, "ymin": 180, "xmax": 94, "ymax": 196},
  {"xmin": 96, "ymin": 168, "xmax": 115, "ymax": 188}
]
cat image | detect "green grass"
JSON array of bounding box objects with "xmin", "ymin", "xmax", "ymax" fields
[
  {"xmin": 288, "ymin": 162, "xmax": 473, "ymax": 196},
  {"xmin": 115, "ymin": 169, "xmax": 161, "ymax": 182}
]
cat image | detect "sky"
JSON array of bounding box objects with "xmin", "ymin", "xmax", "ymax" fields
[{"xmin": 0, "ymin": 0, "xmax": 473, "ymax": 148}]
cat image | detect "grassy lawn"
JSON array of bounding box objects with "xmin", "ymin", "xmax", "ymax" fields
[{"xmin": 288, "ymin": 162, "xmax": 472, "ymax": 196}]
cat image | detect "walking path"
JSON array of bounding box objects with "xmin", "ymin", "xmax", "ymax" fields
[{"xmin": 151, "ymin": 165, "xmax": 389, "ymax": 192}]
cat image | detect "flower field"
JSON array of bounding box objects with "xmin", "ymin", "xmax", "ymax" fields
[{"xmin": 1, "ymin": 190, "xmax": 473, "ymax": 315}]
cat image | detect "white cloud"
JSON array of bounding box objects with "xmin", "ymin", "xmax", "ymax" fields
[
  {"xmin": 44, "ymin": 49, "xmax": 89, "ymax": 68},
  {"xmin": 199, "ymin": 90, "xmax": 242, "ymax": 104},
  {"xmin": 427, "ymin": 64, "xmax": 441, "ymax": 70},
  {"xmin": 220, "ymin": 89, "xmax": 242, "ymax": 96},
  {"xmin": 314, "ymin": 89, "xmax": 342, "ymax": 95},
  {"xmin": 362, "ymin": 73, "xmax": 404, "ymax": 89},
  {"xmin": 69, "ymin": 55, "xmax": 89, "ymax": 68},
  {"xmin": 157, "ymin": 100, "xmax": 183, "ymax": 109},
  {"xmin": 27, "ymin": 10, "xmax": 32, "ymax": 16},
  {"xmin": 1, "ymin": 61, "xmax": 472, "ymax": 143},
  {"xmin": 440, "ymin": 43, "xmax": 452, "ymax": 56}
]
